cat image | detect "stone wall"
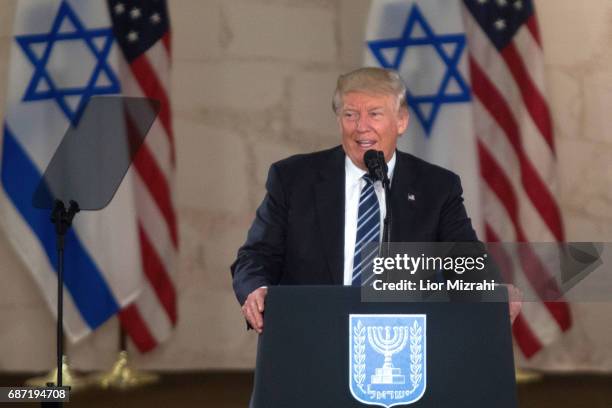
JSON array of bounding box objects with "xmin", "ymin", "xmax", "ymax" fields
[{"xmin": 0, "ymin": 0, "xmax": 609, "ymax": 371}]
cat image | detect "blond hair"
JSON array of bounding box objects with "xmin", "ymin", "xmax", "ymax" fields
[{"xmin": 332, "ymin": 67, "xmax": 408, "ymax": 114}]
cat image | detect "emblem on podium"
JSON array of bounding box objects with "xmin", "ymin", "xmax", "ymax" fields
[{"xmin": 349, "ymin": 314, "xmax": 426, "ymax": 407}]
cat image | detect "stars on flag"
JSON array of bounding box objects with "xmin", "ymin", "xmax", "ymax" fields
[
  {"xmin": 475, "ymin": 0, "xmax": 525, "ymax": 11},
  {"xmin": 126, "ymin": 30, "xmax": 139, "ymax": 43},
  {"xmin": 468, "ymin": 0, "xmax": 532, "ymax": 49},
  {"xmin": 494, "ymin": 19, "xmax": 507, "ymax": 30},
  {"xmin": 150, "ymin": 13, "xmax": 162, "ymax": 25},
  {"xmin": 129, "ymin": 7, "xmax": 142, "ymax": 20},
  {"xmin": 114, "ymin": 3, "xmax": 125, "ymax": 15},
  {"xmin": 108, "ymin": 0, "xmax": 169, "ymax": 59}
]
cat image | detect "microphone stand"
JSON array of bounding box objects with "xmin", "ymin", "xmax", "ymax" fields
[
  {"xmin": 381, "ymin": 174, "xmax": 392, "ymax": 258},
  {"xmin": 364, "ymin": 150, "xmax": 393, "ymax": 258}
]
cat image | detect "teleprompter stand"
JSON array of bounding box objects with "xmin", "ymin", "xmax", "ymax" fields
[
  {"xmin": 33, "ymin": 96, "xmax": 160, "ymax": 407},
  {"xmin": 51, "ymin": 200, "xmax": 79, "ymax": 390}
]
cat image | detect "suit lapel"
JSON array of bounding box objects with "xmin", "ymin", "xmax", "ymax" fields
[{"xmin": 314, "ymin": 147, "xmax": 345, "ymax": 284}]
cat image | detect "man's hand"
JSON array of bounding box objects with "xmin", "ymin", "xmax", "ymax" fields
[
  {"xmin": 507, "ymin": 284, "xmax": 522, "ymax": 324},
  {"xmin": 242, "ymin": 287, "xmax": 268, "ymax": 334}
]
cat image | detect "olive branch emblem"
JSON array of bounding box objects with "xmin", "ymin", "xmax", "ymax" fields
[
  {"xmin": 353, "ymin": 320, "xmax": 366, "ymax": 392},
  {"xmin": 409, "ymin": 320, "xmax": 423, "ymax": 390}
]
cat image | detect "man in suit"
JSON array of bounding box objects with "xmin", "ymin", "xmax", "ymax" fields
[{"xmin": 231, "ymin": 67, "xmax": 519, "ymax": 332}]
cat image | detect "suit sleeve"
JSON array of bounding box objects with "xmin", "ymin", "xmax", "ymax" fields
[
  {"xmin": 230, "ymin": 163, "xmax": 287, "ymax": 306},
  {"xmin": 437, "ymin": 174, "xmax": 502, "ymax": 285},
  {"xmin": 436, "ymin": 173, "xmax": 478, "ymax": 242}
]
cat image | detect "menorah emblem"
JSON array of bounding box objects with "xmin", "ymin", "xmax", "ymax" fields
[
  {"xmin": 350, "ymin": 315, "xmax": 426, "ymax": 406},
  {"xmin": 367, "ymin": 325, "xmax": 410, "ymax": 384}
]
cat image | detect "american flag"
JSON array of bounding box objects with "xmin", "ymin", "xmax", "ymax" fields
[
  {"xmin": 462, "ymin": 0, "xmax": 571, "ymax": 357},
  {"xmin": 108, "ymin": 0, "xmax": 178, "ymax": 352}
]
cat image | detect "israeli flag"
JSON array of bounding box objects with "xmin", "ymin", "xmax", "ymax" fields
[
  {"xmin": 350, "ymin": 314, "xmax": 427, "ymax": 407},
  {"xmin": 365, "ymin": 0, "xmax": 482, "ymax": 236},
  {"xmin": 0, "ymin": 0, "xmax": 142, "ymax": 342}
]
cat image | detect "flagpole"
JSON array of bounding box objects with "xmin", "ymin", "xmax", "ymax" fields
[{"xmin": 120, "ymin": 326, "xmax": 127, "ymax": 351}]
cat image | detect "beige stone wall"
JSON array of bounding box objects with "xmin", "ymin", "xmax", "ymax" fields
[
  {"xmin": 0, "ymin": 0, "xmax": 610, "ymax": 372},
  {"xmin": 516, "ymin": 0, "xmax": 612, "ymax": 371}
]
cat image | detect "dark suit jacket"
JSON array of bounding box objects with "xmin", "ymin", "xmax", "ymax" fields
[{"xmin": 231, "ymin": 146, "xmax": 481, "ymax": 305}]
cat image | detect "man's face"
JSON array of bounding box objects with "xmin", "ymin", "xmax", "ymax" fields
[{"xmin": 338, "ymin": 91, "xmax": 409, "ymax": 170}]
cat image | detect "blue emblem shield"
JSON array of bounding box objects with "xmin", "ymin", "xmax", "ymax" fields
[{"xmin": 349, "ymin": 314, "xmax": 427, "ymax": 407}]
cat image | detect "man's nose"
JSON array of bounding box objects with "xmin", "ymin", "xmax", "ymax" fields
[{"xmin": 355, "ymin": 115, "xmax": 370, "ymax": 131}]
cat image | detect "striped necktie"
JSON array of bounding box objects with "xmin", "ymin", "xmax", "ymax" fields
[{"xmin": 352, "ymin": 174, "xmax": 381, "ymax": 286}]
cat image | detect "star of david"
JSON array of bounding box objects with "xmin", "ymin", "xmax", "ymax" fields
[
  {"xmin": 367, "ymin": 4, "xmax": 471, "ymax": 135},
  {"xmin": 16, "ymin": 1, "xmax": 120, "ymax": 124}
]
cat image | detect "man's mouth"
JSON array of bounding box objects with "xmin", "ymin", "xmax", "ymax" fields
[{"xmin": 356, "ymin": 140, "xmax": 377, "ymax": 149}]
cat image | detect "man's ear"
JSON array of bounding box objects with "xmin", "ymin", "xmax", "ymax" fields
[
  {"xmin": 397, "ymin": 108, "xmax": 409, "ymax": 135},
  {"xmin": 335, "ymin": 113, "xmax": 343, "ymax": 131}
]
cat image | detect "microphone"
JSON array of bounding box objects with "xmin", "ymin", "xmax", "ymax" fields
[
  {"xmin": 364, "ymin": 150, "xmax": 387, "ymax": 183},
  {"xmin": 363, "ymin": 150, "xmax": 392, "ymax": 252}
]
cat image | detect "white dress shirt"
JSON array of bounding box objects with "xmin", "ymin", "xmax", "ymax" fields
[{"xmin": 343, "ymin": 153, "xmax": 396, "ymax": 285}]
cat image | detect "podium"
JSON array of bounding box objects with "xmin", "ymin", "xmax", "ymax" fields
[{"xmin": 252, "ymin": 286, "xmax": 517, "ymax": 407}]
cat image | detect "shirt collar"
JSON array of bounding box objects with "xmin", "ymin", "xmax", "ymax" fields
[{"xmin": 345, "ymin": 151, "xmax": 397, "ymax": 184}]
